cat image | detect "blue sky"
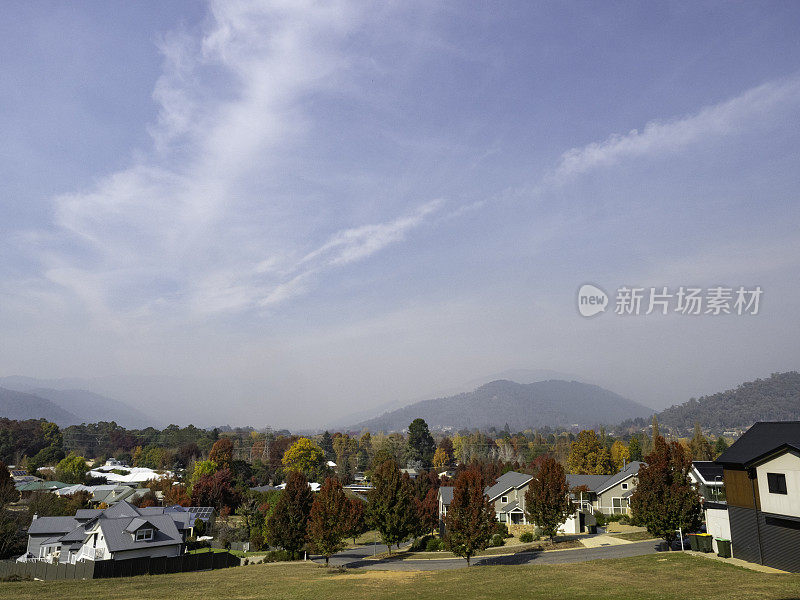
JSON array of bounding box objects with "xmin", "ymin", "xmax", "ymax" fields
[{"xmin": 2, "ymin": 1, "xmax": 799, "ymax": 428}]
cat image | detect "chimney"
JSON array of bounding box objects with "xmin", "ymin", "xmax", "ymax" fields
[{"xmin": 32, "ymin": 513, "xmax": 38, "ymax": 521}]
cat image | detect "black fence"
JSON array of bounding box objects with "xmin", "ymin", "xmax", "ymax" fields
[{"xmin": 0, "ymin": 550, "xmax": 240, "ymax": 581}]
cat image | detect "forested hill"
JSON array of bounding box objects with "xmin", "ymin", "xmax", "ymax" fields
[
  {"xmin": 652, "ymin": 371, "xmax": 800, "ymax": 433},
  {"xmin": 353, "ymin": 379, "xmax": 653, "ymax": 432}
]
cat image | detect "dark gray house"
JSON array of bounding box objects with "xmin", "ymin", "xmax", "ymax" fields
[{"xmin": 713, "ymin": 421, "xmax": 800, "ymax": 572}]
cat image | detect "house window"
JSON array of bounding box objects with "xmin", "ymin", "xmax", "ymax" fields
[
  {"xmin": 501, "ymin": 496, "xmax": 508, "ymax": 504},
  {"xmin": 621, "ymin": 483, "xmax": 629, "ymax": 490},
  {"xmin": 767, "ymin": 473, "xmax": 788, "ymax": 495},
  {"xmin": 498, "ymin": 513, "xmax": 507, "ymax": 522},
  {"xmin": 136, "ymin": 528, "xmax": 154, "ymax": 541}
]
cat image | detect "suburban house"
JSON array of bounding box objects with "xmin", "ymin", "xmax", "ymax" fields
[
  {"xmin": 689, "ymin": 461, "xmax": 725, "ymax": 502},
  {"xmin": 22, "ymin": 500, "xmax": 212, "ymax": 564},
  {"xmin": 55, "ymin": 483, "xmax": 152, "ymax": 506},
  {"xmin": 709, "ymin": 421, "xmax": 800, "ymax": 572},
  {"xmin": 486, "ymin": 471, "xmax": 533, "ymax": 525},
  {"xmin": 566, "ymin": 461, "xmax": 643, "ymax": 515}
]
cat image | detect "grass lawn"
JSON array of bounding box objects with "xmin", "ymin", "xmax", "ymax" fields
[
  {"xmin": 610, "ymin": 531, "xmax": 659, "ymax": 542},
  {"xmin": 4, "ymin": 553, "xmax": 798, "ymax": 600},
  {"xmin": 378, "ymin": 537, "xmax": 583, "ymax": 560}
]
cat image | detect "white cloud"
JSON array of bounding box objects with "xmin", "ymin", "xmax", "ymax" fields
[{"xmin": 548, "ymin": 76, "xmax": 800, "ymax": 185}]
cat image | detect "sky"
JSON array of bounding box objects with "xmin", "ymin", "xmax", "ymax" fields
[{"xmin": 1, "ymin": 1, "xmax": 799, "ymax": 429}]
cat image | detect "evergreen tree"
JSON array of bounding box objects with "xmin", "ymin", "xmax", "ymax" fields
[
  {"xmin": 628, "ymin": 435, "xmax": 643, "ymax": 462},
  {"xmin": 0, "ymin": 463, "xmax": 17, "ymax": 507},
  {"xmin": 307, "ymin": 477, "xmax": 350, "ymax": 565},
  {"xmin": 629, "ymin": 436, "xmax": 702, "ymax": 547},
  {"xmin": 320, "ymin": 431, "xmax": 334, "ymax": 461},
  {"xmin": 265, "ymin": 471, "xmax": 315, "ymax": 558},
  {"xmin": 524, "ymin": 456, "xmax": 573, "ymax": 541},
  {"xmin": 689, "ymin": 423, "xmax": 713, "ymax": 461},
  {"xmin": 714, "ymin": 437, "xmax": 729, "ymax": 457},
  {"xmin": 443, "ymin": 468, "xmax": 496, "ymax": 566},
  {"xmin": 366, "ymin": 460, "xmax": 416, "ymax": 553},
  {"xmin": 407, "ymin": 418, "xmax": 436, "ymax": 467}
]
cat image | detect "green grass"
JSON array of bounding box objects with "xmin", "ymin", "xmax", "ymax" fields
[
  {"xmin": 609, "ymin": 531, "xmax": 659, "ymax": 542},
  {"xmin": 3, "ymin": 553, "xmax": 797, "ymax": 600}
]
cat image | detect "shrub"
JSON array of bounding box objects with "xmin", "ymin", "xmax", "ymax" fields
[
  {"xmin": 410, "ymin": 535, "xmax": 433, "ymax": 551},
  {"xmin": 263, "ymin": 549, "xmax": 294, "ymax": 563},
  {"xmin": 594, "ymin": 512, "xmax": 607, "ymax": 527},
  {"xmin": 425, "ymin": 537, "xmax": 443, "ymax": 552},
  {"xmin": 490, "ymin": 533, "xmax": 505, "ymax": 547},
  {"xmin": 493, "ymin": 522, "xmax": 510, "ymax": 538},
  {"xmin": 519, "ymin": 532, "xmax": 534, "ymax": 543}
]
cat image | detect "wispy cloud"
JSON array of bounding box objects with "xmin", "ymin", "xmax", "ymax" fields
[{"xmin": 547, "ymin": 75, "xmax": 800, "ymax": 186}]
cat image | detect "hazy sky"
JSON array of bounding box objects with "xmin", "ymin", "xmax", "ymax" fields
[{"xmin": 2, "ymin": 1, "xmax": 799, "ymax": 429}]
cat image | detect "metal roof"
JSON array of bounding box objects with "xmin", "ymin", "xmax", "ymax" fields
[
  {"xmin": 485, "ymin": 471, "xmax": 533, "ymax": 501},
  {"xmin": 716, "ymin": 422, "xmax": 800, "ymax": 467}
]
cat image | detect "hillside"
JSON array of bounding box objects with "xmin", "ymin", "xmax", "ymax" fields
[
  {"xmin": 26, "ymin": 388, "xmax": 151, "ymax": 429},
  {"xmin": 0, "ymin": 387, "xmax": 80, "ymax": 426},
  {"xmin": 654, "ymin": 371, "xmax": 800, "ymax": 433},
  {"xmin": 354, "ymin": 379, "xmax": 653, "ymax": 432}
]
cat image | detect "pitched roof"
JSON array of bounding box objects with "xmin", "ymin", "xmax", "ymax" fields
[
  {"xmin": 596, "ymin": 462, "xmax": 643, "ymax": 494},
  {"xmin": 691, "ymin": 461, "xmax": 724, "ymax": 484},
  {"xmin": 28, "ymin": 516, "xmax": 79, "ymax": 536},
  {"xmin": 485, "ymin": 471, "xmax": 533, "ymax": 500},
  {"xmin": 100, "ymin": 513, "xmax": 182, "ymax": 552},
  {"xmin": 566, "ymin": 474, "xmax": 610, "ymax": 492},
  {"xmin": 497, "ymin": 500, "xmax": 522, "ymax": 513},
  {"xmin": 439, "ymin": 486, "xmax": 453, "ymax": 505},
  {"xmin": 716, "ymin": 422, "xmax": 800, "ymax": 467}
]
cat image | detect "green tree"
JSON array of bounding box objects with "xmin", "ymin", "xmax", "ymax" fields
[
  {"xmin": 524, "ymin": 456, "xmax": 573, "ymax": 541},
  {"xmin": 566, "ymin": 430, "xmax": 615, "ymax": 475},
  {"xmin": 651, "ymin": 415, "xmax": 660, "ymax": 443},
  {"xmin": 407, "ymin": 418, "xmax": 436, "ymax": 467},
  {"xmin": 28, "ymin": 445, "xmax": 66, "ymax": 475},
  {"xmin": 320, "ymin": 431, "xmax": 334, "ymax": 461},
  {"xmin": 265, "ymin": 471, "xmax": 314, "ymax": 559},
  {"xmin": 443, "ymin": 468, "xmax": 496, "ymax": 566},
  {"xmin": 55, "ymin": 453, "xmax": 88, "ymax": 484},
  {"xmin": 628, "ymin": 435, "xmax": 643, "ymax": 462},
  {"xmin": 282, "ymin": 438, "xmax": 325, "ymax": 479},
  {"xmin": 630, "ymin": 436, "xmax": 702, "ymax": 547},
  {"xmin": 0, "ymin": 463, "xmax": 17, "ymax": 507},
  {"xmin": 714, "ymin": 437, "xmax": 729, "ymax": 457},
  {"xmin": 189, "ymin": 459, "xmax": 218, "ymax": 487},
  {"xmin": 689, "ymin": 423, "xmax": 713, "ymax": 461},
  {"xmin": 367, "ymin": 459, "xmax": 416, "ymax": 554},
  {"xmin": 306, "ymin": 477, "xmax": 350, "ymax": 565}
]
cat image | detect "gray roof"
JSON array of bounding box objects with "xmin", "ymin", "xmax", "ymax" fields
[
  {"xmin": 692, "ymin": 461, "xmax": 724, "ymax": 484},
  {"xmin": 716, "ymin": 422, "xmax": 800, "ymax": 467},
  {"xmin": 100, "ymin": 513, "xmax": 182, "ymax": 553},
  {"xmin": 28, "ymin": 516, "xmax": 80, "ymax": 536},
  {"xmin": 497, "ymin": 500, "xmax": 522, "ymax": 513},
  {"xmin": 566, "ymin": 474, "xmax": 610, "ymax": 492},
  {"xmin": 439, "ymin": 486, "xmax": 453, "ymax": 505},
  {"xmin": 595, "ymin": 462, "xmax": 643, "ymax": 494},
  {"xmin": 485, "ymin": 471, "xmax": 533, "ymax": 501},
  {"xmin": 74, "ymin": 509, "xmax": 104, "ymax": 521}
]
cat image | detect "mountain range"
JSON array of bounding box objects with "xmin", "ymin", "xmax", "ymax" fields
[
  {"xmin": 0, "ymin": 377, "xmax": 152, "ymax": 428},
  {"xmin": 353, "ymin": 379, "xmax": 654, "ymax": 432}
]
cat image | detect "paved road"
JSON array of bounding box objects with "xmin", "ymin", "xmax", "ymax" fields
[{"xmin": 316, "ymin": 539, "xmax": 661, "ymax": 571}]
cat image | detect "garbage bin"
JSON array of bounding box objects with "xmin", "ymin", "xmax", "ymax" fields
[
  {"xmin": 697, "ymin": 533, "xmax": 713, "ymax": 552},
  {"xmin": 688, "ymin": 533, "xmax": 699, "ymax": 551},
  {"xmin": 716, "ymin": 538, "xmax": 731, "ymax": 558}
]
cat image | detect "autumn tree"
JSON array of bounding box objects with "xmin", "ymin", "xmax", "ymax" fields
[
  {"xmin": 689, "ymin": 423, "xmax": 713, "ymax": 461},
  {"xmin": 443, "ymin": 468, "xmax": 495, "ymax": 566},
  {"xmin": 524, "ymin": 457, "xmax": 573, "ymax": 541},
  {"xmin": 191, "ymin": 468, "xmax": 240, "ymax": 512},
  {"xmin": 629, "ymin": 436, "xmax": 702, "ymax": 547},
  {"xmin": 282, "ymin": 438, "xmax": 325, "ymax": 480},
  {"xmin": 610, "ymin": 440, "xmax": 631, "ymax": 471},
  {"xmin": 367, "ymin": 459, "xmax": 416, "ymax": 553},
  {"xmin": 307, "ymin": 477, "xmax": 350, "ymax": 565},
  {"xmin": 208, "ymin": 437, "xmax": 234, "ymax": 470},
  {"xmin": 265, "ymin": 470, "xmax": 315, "ymax": 559},
  {"xmin": 407, "ymin": 418, "xmax": 436, "ymax": 467},
  {"xmin": 414, "ymin": 487, "xmax": 440, "ymax": 537},
  {"xmin": 566, "ymin": 430, "xmax": 615, "ymax": 475},
  {"xmin": 345, "ymin": 497, "xmax": 368, "ymax": 544}
]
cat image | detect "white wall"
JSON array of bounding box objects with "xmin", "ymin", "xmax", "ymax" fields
[
  {"xmin": 756, "ymin": 451, "xmax": 800, "ymax": 518},
  {"xmin": 705, "ymin": 506, "xmax": 731, "ymax": 554}
]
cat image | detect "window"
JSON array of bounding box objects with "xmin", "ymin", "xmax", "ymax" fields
[
  {"xmin": 621, "ymin": 483, "xmax": 629, "ymax": 490},
  {"xmin": 767, "ymin": 473, "xmax": 788, "ymax": 495},
  {"xmin": 498, "ymin": 513, "xmax": 507, "ymax": 522},
  {"xmin": 500, "ymin": 496, "xmax": 508, "ymax": 504},
  {"xmin": 135, "ymin": 528, "xmax": 154, "ymax": 541}
]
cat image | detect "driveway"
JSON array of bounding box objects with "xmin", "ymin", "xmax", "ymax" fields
[{"xmin": 316, "ymin": 539, "xmax": 661, "ymax": 571}]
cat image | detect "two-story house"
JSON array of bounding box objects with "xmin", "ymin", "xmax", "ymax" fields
[
  {"xmin": 566, "ymin": 461, "xmax": 643, "ymax": 515},
  {"xmin": 711, "ymin": 421, "xmax": 800, "ymax": 572}
]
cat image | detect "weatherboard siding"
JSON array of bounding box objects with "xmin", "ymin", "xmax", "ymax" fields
[{"xmin": 756, "ymin": 451, "xmax": 800, "ymax": 518}]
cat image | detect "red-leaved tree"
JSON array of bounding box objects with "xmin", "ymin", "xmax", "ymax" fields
[
  {"xmin": 444, "ymin": 468, "xmax": 496, "ymax": 566},
  {"xmin": 306, "ymin": 477, "xmax": 350, "ymax": 565}
]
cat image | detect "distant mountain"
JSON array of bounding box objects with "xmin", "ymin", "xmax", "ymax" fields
[
  {"xmin": 353, "ymin": 379, "xmax": 654, "ymax": 432},
  {"xmin": 0, "ymin": 387, "xmax": 81, "ymax": 426},
  {"xmin": 0, "ymin": 376, "xmax": 154, "ymax": 428},
  {"xmin": 652, "ymin": 371, "xmax": 800, "ymax": 434}
]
